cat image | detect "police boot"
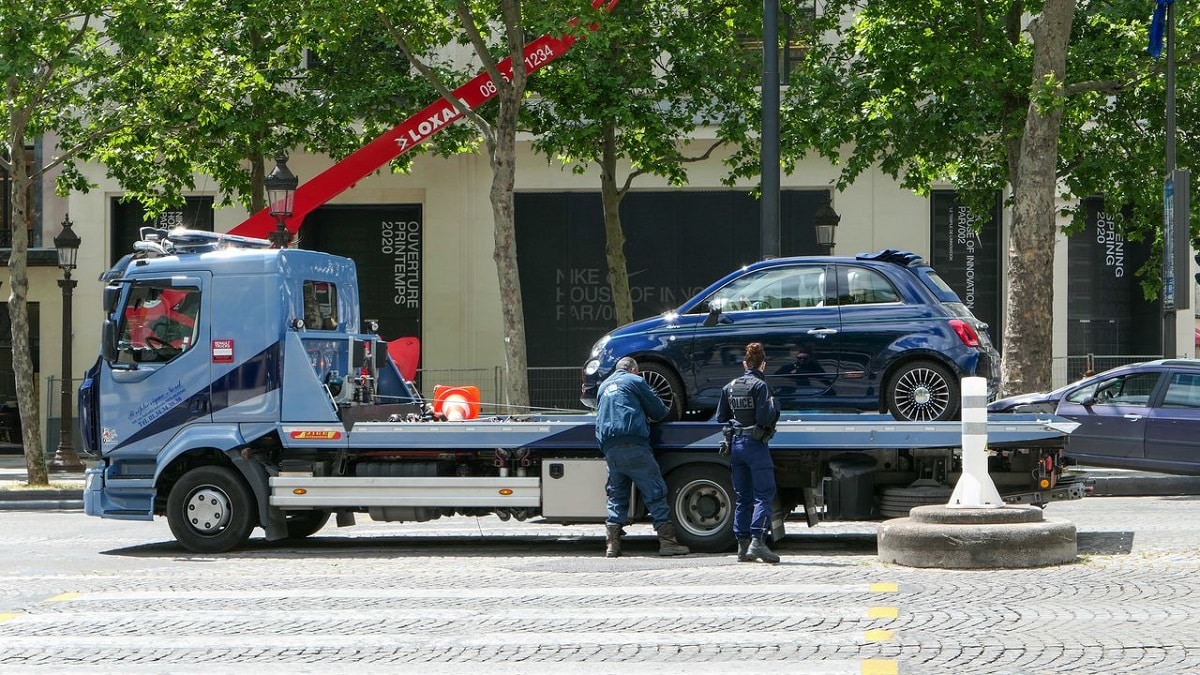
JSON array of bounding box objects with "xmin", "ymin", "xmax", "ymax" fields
[
  {"xmin": 747, "ymin": 536, "xmax": 780, "ymax": 564},
  {"xmin": 655, "ymin": 522, "xmax": 691, "ymax": 556},
  {"xmin": 736, "ymin": 538, "xmax": 752, "ymax": 562},
  {"xmin": 605, "ymin": 523, "xmax": 624, "ymax": 558}
]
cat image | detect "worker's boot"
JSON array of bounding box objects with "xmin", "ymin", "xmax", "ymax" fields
[
  {"xmin": 656, "ymin": 522, "xmax": 691, "ymax": 556},
  {"xmin": 746, "ymin": 536, "xmax": 780, "ymax": 564},
  {"xmin": 605, "ymin": 523, "xmax": 624, "ymax": 558},
  {"xmin": 736, "ymin": 538, "xmax": 752, "ymax": 562}
]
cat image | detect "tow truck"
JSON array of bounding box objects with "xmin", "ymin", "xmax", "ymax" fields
[
  {"xmin": 79, "ymin": 5, "xmax": 1082, "ymax": 553},
  {"xmin": 80, "ymin": 228, "xmax": 1083, "ymax": 553}
]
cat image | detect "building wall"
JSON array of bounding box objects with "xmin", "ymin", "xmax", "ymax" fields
[{"xmin": 8, "ymin": 136, "xmax": 1188, "ymax": 440}]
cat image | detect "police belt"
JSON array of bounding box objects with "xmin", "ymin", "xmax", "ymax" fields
[{"xmin": 731, "ymin": 426, "xmax": 773, "ymax": 441}]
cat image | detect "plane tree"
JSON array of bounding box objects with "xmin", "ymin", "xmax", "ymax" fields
[
  {"xmin": 353, "ymin": 0, "xmax": 618, "ymax": 411},
  {"xmin": 1, "ymin": 0, "xmax": 278, "ymax": 484},
  {"xmin": 760, "ymin": 0, "xmax": 1198, "ymax": 395},
  {"xmin": 1, "ymin": 0, "xmax": 433, "ymax": 484},
  {"xmin": 526, "ymin": 0, "xmax": 760, "ymax": 326}
]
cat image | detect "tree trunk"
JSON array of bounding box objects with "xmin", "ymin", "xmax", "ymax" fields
[
  {"xmin": 1000, "ymin": 0, "xmax": 1075, "ymax": 397},
  {"xmin": 490, "ymin": 81, "xmax": 530, "ymax": 412},
  {"xmin": 599, "ymin": 123, "xmax": 633, "ymax": 326},
  {"xmin": 5, "ymin": 126, "xmax": 48, "ymax": 485}
]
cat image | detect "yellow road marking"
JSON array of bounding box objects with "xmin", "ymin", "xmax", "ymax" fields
[
  {"xmin": 862, "ymin": 660, "xmax": 899, "ymax": 675},
  {"xmin": 45, "ymin": 593, "xmax": 78, "ymax": 602},
  {"xmin": 869, "ymin": 582, "xmax": 898, "ymax": 593},
  {"xmin": 0, "ymin": 613, "xmax": 19, "ymax": 623},
  {"xmin": 868, "ymin": 606, "xmax": 899, "ymax": 619},
  {"xmin": 865, "ymin": 629, "xmax": 895, "ymax": 641}
]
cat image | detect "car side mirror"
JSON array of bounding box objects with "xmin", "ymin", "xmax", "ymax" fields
[
  {"xmin": 1080, "ymin": 395, "xmax": 1096, "ymax": 407},
  {"xmin": 704, "ymin": 304, "xmax": 721, "ymax": 327}
]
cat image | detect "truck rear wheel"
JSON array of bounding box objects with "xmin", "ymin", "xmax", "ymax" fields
[
  {"xmin": 167, "ymin": 465, "xmax": 255, "ymax": 553},
  {"xmin": 666, "ymin": 464, "xmax": 734, "ymax": 553}
]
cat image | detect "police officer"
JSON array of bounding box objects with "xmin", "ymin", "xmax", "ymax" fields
[
  {"xmin": 716, "ymin": 342, "xmax": 781, "ymax": 563},
  {"xmin": 595, "ymin": 357, "xmax": 690, "ymax": 558}
]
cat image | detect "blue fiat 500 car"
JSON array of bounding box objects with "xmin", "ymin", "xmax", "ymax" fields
[
  {"xmin": 580, "ymin": 250, "xmax": 999, "ymax": 422},
  {"xmin": 989, "ymin": 359, "xmax": 1200, "ymax": 474}
]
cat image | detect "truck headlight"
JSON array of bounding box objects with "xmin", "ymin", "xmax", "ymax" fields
[{"xmin": 584, "ymin": 359, "xmax": 601, "ymax": 376}]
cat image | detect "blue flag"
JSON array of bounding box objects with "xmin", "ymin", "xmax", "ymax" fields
[{"xmin": 1149, "ymin": 0, "xmax": 1174, "ymax": 59}]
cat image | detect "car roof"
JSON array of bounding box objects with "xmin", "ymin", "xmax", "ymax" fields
[{"xmin": 741, "ymin": 249, "xmax": 928, "ymax": 272}]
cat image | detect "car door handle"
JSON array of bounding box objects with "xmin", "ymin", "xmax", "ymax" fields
[
  {"xmin": 1124, "ymin": 414, "xmax": 1142, "ymax": 421},
  {"xmin": 807, "ymin": 328, "xmax": 838, "ymax": 338}
]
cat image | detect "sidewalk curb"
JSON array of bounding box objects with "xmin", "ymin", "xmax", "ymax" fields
[
  {"xmin": 0, "ymin": 499, "xmax": 83, "ymax": 510},
  {"xmin": 1086, "ymin": 474, "xmax": 1200, "ymax": 497}
]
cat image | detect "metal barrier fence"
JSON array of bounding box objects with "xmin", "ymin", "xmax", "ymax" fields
[
  {"xmin": 1051, "ymin": 354, "xmax": 1162, "ymax": 388},
  {"xmin": 414, "ymin": 366, "xmax": 589, "ymax": 415},
  {"xmin": 527, "ymin": 366, "xmax": 589, "ymax": 413}
]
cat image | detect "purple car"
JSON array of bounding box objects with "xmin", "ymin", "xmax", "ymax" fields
[{"xmin": 988, "ymin": 359, "xmax": 1200, "ymax": 475}]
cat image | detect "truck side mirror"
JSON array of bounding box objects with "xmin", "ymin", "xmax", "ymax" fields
[
  {"xmin": 103, "ymin": 285, "xmax": 122, "ymax": 314},
  {"xmin": 101, "ymin": 319, "xmax": 118, "ymax": 362}
]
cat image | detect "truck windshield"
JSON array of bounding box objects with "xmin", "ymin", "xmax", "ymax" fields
[{"xmin": 116, "ymin": 283, "xmax": 201, "ymax": 364}]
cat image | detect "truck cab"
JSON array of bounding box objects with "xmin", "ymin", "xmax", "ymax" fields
[{"xmin": 80, "ymin": 229, "xmax": 419, "ymax": 546}]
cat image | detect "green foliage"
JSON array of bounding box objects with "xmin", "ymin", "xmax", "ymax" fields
[
  {"xmin": 527, "ymin": 0, "xmax": 760, "ymax": 188},
  {"xmin": 767, "ymin": 0, "xmax": 1198, "ymax": 290}
]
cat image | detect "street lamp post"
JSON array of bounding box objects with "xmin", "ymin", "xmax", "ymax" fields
[
  {"xmin": 813, "ymin": 193, "xmax": 841, "ymax": 255},
  {"xmin": 264, "ymin": 152, "xmax": 299, "ymax": 249},
  {"xmin": 48, "ymin": 216, "xmax": 84, "ymax": 473}
]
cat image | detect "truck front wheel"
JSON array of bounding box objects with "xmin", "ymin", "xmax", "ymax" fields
[
  {"xmin": 666, "ymin": 464, "xmax": 734, "ymax": 553},
  {"xmin": 167, "ymin": 465, "xmax": 255, "ymax": 553}
]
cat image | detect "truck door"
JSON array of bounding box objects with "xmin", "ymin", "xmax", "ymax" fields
[{"xmin": 97, "ymin": 274, "xmax": 211, "ymax": 456}]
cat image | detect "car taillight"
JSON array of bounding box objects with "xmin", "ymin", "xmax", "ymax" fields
[{"xmin": 949, "ymin": 319, "xmax": 980, "ymax": 347}]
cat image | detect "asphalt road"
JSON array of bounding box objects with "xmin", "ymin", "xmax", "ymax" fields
[{"xmin": 2, "ymin": 495, "xmax": 1200, "ymax": 674}]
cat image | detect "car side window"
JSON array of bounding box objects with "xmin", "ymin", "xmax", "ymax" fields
[
  {"xmin": 838, "ymin": 267, "xmax": 900, "ymax": 306},
  {"xmin": 1162, "ymin": 373, "xmax": 1200, "ymax": 408},
  {"xmin": 1067, "ymin": 372, "xmax": 1160, "ymax": 407},
  {"xmin": 707, "ymin": 266, "xmax": 825, "ymax": 312}
]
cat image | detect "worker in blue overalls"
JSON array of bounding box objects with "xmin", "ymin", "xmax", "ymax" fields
[
  {"xmin": 716, "ymin": 342, "xmax": 781, "ymax": 563},
  {"xmin": 595, "ymin": 357, "xmax": 690, "ymax": 558}
]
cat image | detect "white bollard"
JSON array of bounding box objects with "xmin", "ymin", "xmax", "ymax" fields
[{"xmin": 947, "ymin": 376, "xmax": 1005, "ymax": 508}]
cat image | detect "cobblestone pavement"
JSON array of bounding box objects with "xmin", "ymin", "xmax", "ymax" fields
[{"xmin": 1, "ymin": 495, "xmax": 1199, "ymax": 673}]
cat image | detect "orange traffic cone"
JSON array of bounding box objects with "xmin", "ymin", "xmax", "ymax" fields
[{"xmin": 433, "ymin": 385, "xmax": 481, "ymax": 421}]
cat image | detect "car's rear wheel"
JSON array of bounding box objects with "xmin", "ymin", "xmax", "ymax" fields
[
  {"xmin": 886, "ymin": 360, "xmax": 960, "ymax": 421},
  {"xmin": 637, "ymin": 361, "xmax": 685, "ymax": 421}
]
